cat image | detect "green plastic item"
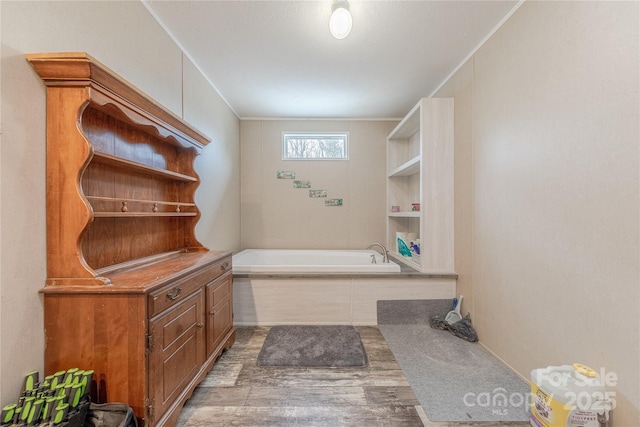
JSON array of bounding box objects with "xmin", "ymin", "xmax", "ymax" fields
[
  {"xmin": 1, "ymin": 404, "xmax": 16, "ymax": 424},
  {"xmin": 52, "ymin": 403, "xmax": 69, "ymax": 425},
  {"xmin": 23, "ymin": 371, "xmax": 39, "ymax": 392}
]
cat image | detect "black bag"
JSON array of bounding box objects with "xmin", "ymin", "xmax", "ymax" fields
[
  {"xmin": 430, "ymin": 313, "xmax": 479, "ymax": 342},
  {"xmin": 86, "ymin": 402, "xmax": 138, "ymax": 427}
]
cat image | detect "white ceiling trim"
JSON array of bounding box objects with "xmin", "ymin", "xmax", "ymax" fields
[
  {"xmin": 140, "ymin": 0, "xmax": 240, "ymax": 119},
  {"xmin": 428, "ymin": 0, "xmax": 526, "ymax": 98}
]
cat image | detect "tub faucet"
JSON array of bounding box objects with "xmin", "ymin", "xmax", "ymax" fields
[{"xmin": 367, "ymin": 243, "xmax": 389, "ymax": 263}]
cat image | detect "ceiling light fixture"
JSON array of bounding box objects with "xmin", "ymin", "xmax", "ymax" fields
[{"xmin": 329, "ymin": 0, "xmax": 352, "ymax": 40}]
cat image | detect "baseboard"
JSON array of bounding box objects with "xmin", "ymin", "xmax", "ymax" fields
[{"xmin": 478, "ymin": 341, "xmax": 529, "ymax": 383}]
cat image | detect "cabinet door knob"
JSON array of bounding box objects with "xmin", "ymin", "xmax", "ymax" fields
[
  {"xmin": 209, "ymin": 310, "xmax": 215, "ymax": 316},
  {"xmin": 165, "ymin": 286, "xmax": 182, "ymax": 300},
  {"xmin": 197, "ymin": 323, "xmax": 204, "ymax": 329},
  {"xmin": 221, "ymin": 261, "xmax": 229, "ymax": 271}
]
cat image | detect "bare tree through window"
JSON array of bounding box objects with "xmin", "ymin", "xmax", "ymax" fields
[{"xmin": 283, "ymin": 133, "xmax": 348, "ymax": 159}]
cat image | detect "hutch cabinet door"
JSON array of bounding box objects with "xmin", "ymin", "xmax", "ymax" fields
[
  {"xmin": 206, "ymin": 273, "xmax": 233, "ymax": 357},
  {"xmin": 148, "ymin": 289, "xmax": 205, "ymax": 424}
]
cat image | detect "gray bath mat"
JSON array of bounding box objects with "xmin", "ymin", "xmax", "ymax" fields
[
  {"xmin": 378, "ymin": 300, "xmax": 530, "ymax": 423},
  {"xmin": 257, "ymin": 325, "xmax": 368, "ymax": 368}
]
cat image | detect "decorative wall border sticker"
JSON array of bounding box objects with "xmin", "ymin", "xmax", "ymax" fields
[
  {"xmin": 293, "ymin": 180, "xmax": 311, "ymax": 188},
  {"xmin": 277, "ymin": 170, "xmax": 295, "ymax": 179},
  {"xmin": 309, "ymin": 190, "xmax": 327, "ymax": 198},
  {"xmin": 276, "ymin": 170, "xmax": 344, "ymax": 205}
]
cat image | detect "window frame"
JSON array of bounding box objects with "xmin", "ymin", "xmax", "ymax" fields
[{"xmin": 282, "ymin": 132, "xmax": 349, "ymax": 160}]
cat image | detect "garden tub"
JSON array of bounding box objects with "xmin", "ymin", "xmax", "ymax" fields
[{"xmin": 232, "ymin": 249, "xmax": 401, "ymax": 274}]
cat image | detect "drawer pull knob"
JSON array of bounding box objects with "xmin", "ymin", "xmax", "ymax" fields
[
  {"xmin": 197, "ymin": 323, "xmax": 204, "ymax": 329},
  {"xmin": 165, "ymin": 287, "xmax": 182, "ymax": 300},
  {"xmin": 209, "ymin": 310, "xmax": 216, "ymax": 316},
  {"xmin": 221, "ymin": 262, "xmax": 229, "ymax": 271}
]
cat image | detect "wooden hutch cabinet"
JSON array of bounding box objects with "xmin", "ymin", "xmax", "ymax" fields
[{"xmin": 27, "ymin": 52, "xmax": 235, "ymax": 427}]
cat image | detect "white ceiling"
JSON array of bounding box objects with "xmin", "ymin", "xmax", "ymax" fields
[{"xmin": 145, "ymin": 0, "xmax": 520, "ymax": 119}]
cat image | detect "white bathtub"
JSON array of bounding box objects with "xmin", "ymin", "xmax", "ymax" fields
[{"xmin": 232, "ymin": 249, "xmax": 402, "ymax": 274}]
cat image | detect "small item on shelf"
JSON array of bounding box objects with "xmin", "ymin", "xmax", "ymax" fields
[
  {"xmin": 408, "ymin": 234, "xmax": 420, "ymax": 255},
  {"xmin": 391, "ymin": 205, "xmax": 400, "ymax": 212},
  {"xmin": 411, "ymin": 203, "xmax": 420, "ymax": 211},
  {"xmin": 396, "ymin": 232, "xmax": 406, "ymax": 249},
  {"xmin": 121, "ymin": 201, "xmax": 128, "ymax": 212},
  {"xmin": 397, "ymin": 237, "xmax": 413, "ymax": 257}
]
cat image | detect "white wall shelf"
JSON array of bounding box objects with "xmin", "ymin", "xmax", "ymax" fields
[
  {"xmin": 388, "ymin": 156, "xmax": 420, "ymax": 177},
  {"xmin": 388, "ymin": 212, "xmax": 420, "ymax": 218},
  {"xmin": 386, "ymin": 98, "xmax": 455, "ymax": 273}
]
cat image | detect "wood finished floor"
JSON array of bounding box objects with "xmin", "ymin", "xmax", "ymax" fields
[{"xmin": 177, "ymin": 326, "xmax": 530, "ymax": 427}]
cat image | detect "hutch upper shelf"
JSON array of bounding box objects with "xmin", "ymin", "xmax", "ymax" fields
[{"xmin": 27, "ymin": 52, "xmax": 212, "ymax": 286}]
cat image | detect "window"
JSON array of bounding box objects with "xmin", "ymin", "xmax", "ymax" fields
[{"xmin": 283, "ymin": 133, "xmax": 348, "ymax": 160}]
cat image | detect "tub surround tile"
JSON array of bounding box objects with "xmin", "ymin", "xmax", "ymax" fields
[
  {"xmin": 233, "ymin": 277, "xmax": 455, "ymax": 325},
  {"xmin": 233, "ymin": 278, "xmax": 353, "ymax": 324}
]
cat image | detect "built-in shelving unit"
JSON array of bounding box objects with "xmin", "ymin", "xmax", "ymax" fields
[{"xmin": 386, "ymin": 98, "xmax": 455, "ymax": 273}]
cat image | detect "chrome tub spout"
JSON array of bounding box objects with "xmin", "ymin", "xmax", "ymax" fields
[{"xmin": 367, "ymin": 243, "xmax": 389, "ymax": 263}]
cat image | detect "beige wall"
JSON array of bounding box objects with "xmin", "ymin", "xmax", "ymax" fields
[
  {"xmin": 185, "ymin": 59, "xmax": 241, "ymax": 251},
  {"xmin": 240, "ymin": 120, "xmax": 396, "ymax": 249},
  {"xmin": 0, "ymin": 0, "xmax": 239, "ymax": 404},
  {"xmin": 437, "ymin": 1, "xmax": 639, "ymax": 424}
]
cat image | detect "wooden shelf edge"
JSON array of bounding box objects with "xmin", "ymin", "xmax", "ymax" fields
[
  {"xmin": 95, "ymin": 250, "xmax": 186, "ymax": 276},
  {"xmin": 26, "ymin": 52, "xmax": 210, "ymax": 149},
  {"xmin": 40, "ymin": 250, "xmax": 224, "ymax": 294},
  {"xmin": 91, "ymin": 152, "xmax": 198, "ymax": 182},
  {"xmin": 44, "ymin": 276, "xmax": 112, "ymax": 288},
  {"xmin": 99, "ymin": 249, "xmax": 226, "ymax": 289},
  {"xmin": 93, "ymin": 212, "xmax": 198, "ymax": 218},
  {"xmin": 86, "ymin": 196, "xmax": 196, "ymax": 207}
]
